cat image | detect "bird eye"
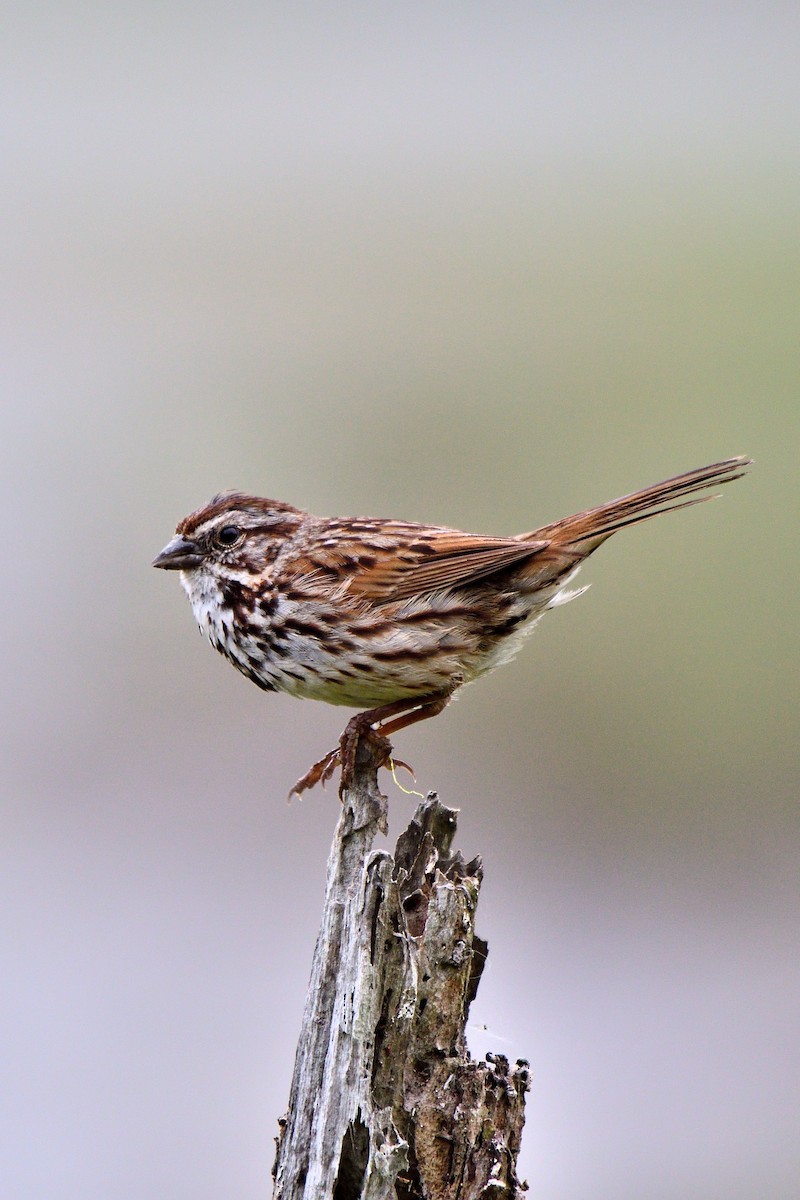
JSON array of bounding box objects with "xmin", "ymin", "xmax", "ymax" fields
[{"xmin": 216, "ymin": 524, "xmax": 241, "ymax": 547}]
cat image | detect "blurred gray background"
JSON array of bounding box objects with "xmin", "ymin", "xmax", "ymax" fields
[{"xmin": 2, "ymin": 4, "xmax": 798, "ymax": 1198}]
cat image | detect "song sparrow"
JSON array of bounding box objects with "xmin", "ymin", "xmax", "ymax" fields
[{"xmin": 154, "ymin": 456, "xmax": 750, "ymax": 796}]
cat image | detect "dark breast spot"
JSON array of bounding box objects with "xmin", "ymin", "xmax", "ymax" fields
[
  {"xmin": 397, "ymin": 607, "xmax": 471, "ymax": 625},
  {"xmin": 241, "ymin": 666, "xmax": 276, "ymax": 692},
  {"xmin": 279, "ymin": 666, "xmax": 312, "ymax": 683},
  {"xmin": 257, "ymin": 631, "xmax": 289, "ymax": 658},
  {"xmin": 257, "ymin": 593, "xmax": 278, "ymax": 618},
  {"xmin": 220, "ymin": 579, "xmax": 248, "ymax": 605},
  {"xmin": 356, "ymin": 619, "xmax": 392, "ymax": 638},
  {"xmin": 370, "ymin": 645, "xmax": 442, "ymax": 663},
  {"xmin": 282, "ymin": 616, "xmax": 328, "ymax": 640}
]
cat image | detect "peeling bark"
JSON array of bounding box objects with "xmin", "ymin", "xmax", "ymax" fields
[{"xmin": 272, "ymin": 740, "xmax": 528, "ymax": 1199}]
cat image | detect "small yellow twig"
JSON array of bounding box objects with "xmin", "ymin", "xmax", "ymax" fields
[{"xmin": 389, "ymin": 758, "xmax": 425, "ymax": 799}]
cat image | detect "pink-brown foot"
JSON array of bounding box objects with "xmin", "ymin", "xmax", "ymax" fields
[
  {"xmin": 337, "ymin": 716, "xmax": 393, "ymax": 796},
  {"xmin": 288, "ymin": 715, "xmax": 416, "ymax": 800},
  {"xmin": 288, "ymin": 746, "xmax": 342, "ymax": 800}
]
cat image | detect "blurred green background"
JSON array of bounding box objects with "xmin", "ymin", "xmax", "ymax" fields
[{"xmin": 2, "ymin": 5, "xmax": 797, "ymax": 1198}]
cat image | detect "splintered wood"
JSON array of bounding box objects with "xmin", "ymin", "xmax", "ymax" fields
[{"xmin": 272, "ymin": 742, "xmax": 528, "ymax": 1199}]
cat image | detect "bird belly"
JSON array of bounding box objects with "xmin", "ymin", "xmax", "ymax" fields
[{"xmin": 181, "ymin": 567, "xmax": 586, "ymax": 709}]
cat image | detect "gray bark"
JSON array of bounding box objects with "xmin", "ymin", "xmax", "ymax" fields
[{"xmin": 272, "ymin": 740, "xmax": 529, "ymax": 1199}]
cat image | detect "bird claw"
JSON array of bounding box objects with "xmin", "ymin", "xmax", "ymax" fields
[
  {"xmin": 288, "ymin": 721, "xmax": 415, "ymax": 801},
  {"xmin": 387, "ymin": 756, "xmax": 415, "ymax": 780},
  {"xmin": 288, "ymin": 748, "xmax": 340, "ymax": 800}
]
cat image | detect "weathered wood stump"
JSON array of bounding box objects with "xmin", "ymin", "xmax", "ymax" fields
[{"xmin": 272, "ymin": 740, "xmax": 529, "ymax": 1199}]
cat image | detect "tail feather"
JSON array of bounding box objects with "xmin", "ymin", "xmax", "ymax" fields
[{"xmin": 527, "ymin": 456, "xmax": 751, "ymax": 548}]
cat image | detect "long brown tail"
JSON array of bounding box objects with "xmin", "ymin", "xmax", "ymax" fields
[{"xmin": 527, "ymin": 456, "xmax": 751, "ymax": 548}]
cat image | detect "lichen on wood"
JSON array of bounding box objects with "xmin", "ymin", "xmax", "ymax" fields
[{"xmin": 272, "ymin": 740, "xmax": 528, "ymax": 1199}]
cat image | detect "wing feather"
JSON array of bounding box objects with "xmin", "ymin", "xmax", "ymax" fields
[{"xmin": 349, "ymin": 534, "xmax": 550, "ymax": 602}]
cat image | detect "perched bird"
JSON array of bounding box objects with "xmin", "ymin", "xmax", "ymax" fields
[{"xmin": 154, "ymin": 456, "xmax": 750, "ymax": 796}]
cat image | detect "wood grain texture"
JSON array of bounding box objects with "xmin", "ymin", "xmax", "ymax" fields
[{"xmin": 272, "ymin": 740, "xmax": 529, "ymax": 1199}]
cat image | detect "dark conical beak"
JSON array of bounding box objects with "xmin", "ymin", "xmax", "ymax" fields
[{"xmin": 152, "ymin": 534, "xmax": 204, "ymax": 570}]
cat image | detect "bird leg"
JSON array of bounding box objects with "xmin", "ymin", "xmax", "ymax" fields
[{"xmin": 289, "ymin": 691, "xmax": 452, "ymax": 799}]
